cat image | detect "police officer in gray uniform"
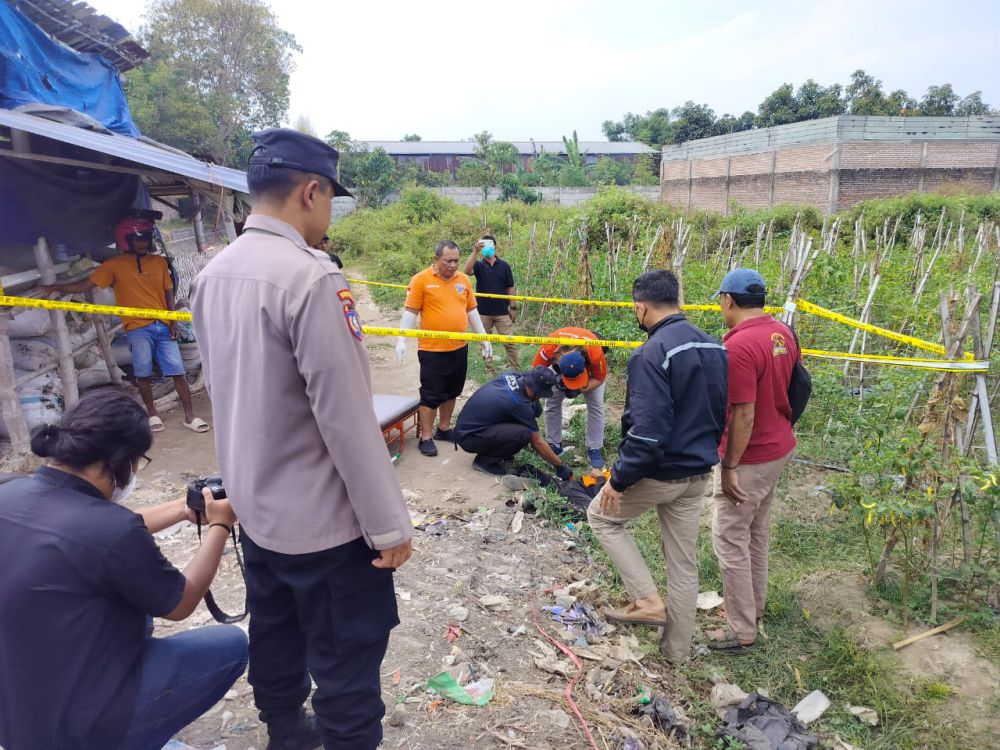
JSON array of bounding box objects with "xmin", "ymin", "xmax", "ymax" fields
[{"xmin": 192, "ymin": 129, "xmax": 413, "ymax": 750}]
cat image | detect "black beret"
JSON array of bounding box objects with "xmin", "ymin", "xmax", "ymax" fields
[{"xmin": 249, "ymin": 128, "xmax": 352, "ymax": 197}]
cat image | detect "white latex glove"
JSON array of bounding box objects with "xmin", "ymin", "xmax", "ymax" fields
[
  {"xmin": 398, "ymin": 310, "xmax": 417, "ymax": 364},
  {"xmin": 481, "ymin": 341, "xmax": 493, "ymax": 359}
]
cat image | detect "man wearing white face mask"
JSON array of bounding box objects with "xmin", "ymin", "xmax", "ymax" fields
[{"xmin": 0, "ymin": 390, "xmax": 247, "ymax": 750}]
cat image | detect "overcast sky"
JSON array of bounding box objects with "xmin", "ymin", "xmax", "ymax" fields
[{"xmin": 89, "ymin": 0, "xmax": 1000, "ymax": 142}]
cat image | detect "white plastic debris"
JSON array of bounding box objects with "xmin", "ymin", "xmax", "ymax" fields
[
  {"xmin": 696, "ymin": 591, "xmax": 724, "ymax": 610},
  {"xmin": 792, "ymin": 690, "xmax": 831, "ymax": 724}
]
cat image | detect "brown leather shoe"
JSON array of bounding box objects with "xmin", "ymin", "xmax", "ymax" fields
[{"xmin": 604, "ymin": 599, "xmax": 668, "ymax": 626}]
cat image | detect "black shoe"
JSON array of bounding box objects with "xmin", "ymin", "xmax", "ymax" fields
[
  {"xmin": 266, "ymin": 712, "xmax": 323, "ymax": 750},
  {"xmin": 433, "ymin": 427, "xmax": 455, "ymax": 442},
  {"xmin": 472, "ymin": 456, "xmax": 507, "ymax": 476},
  {"xmin": 419, "ymin": 438, "xmax": 438, "ymax": 456}
]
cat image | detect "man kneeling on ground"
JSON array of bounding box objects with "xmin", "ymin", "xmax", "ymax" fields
[{"xmin": 454, "ymin": 366, "xmax": 573, "ymax": 481}]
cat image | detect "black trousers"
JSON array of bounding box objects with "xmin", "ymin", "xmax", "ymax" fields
[
  {"xmin": 458, "ymin": 423, "xmax": 533, "ymax": 460},
  {"xmin": 418, "ymin": 346, "xmax": 468, "ymax": 408},
  {"xmin": 240, "ymin": 533, "xmax": 398, "ymax": 750}
]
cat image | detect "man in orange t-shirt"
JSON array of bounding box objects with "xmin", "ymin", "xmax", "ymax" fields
[
  {"xmin": 38, "ymin": 214, "xmax": 208, "ymax": 434},
  {"xmin": 396, "ymin": 240, "xmax": 492, "ymax": 457},
  {"xmin": 533, "ymin": 327, "xmax": 608, "ymax": 468}
]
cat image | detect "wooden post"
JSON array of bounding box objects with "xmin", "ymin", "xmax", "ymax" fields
[
  {"xmin": 828, "ymin": 144, "xmax": 841, "ymax": 214},
  {"xmin": 768, "ymin": 150, "xmax": 777, "ymax": 207},
  {"xmin": 0, "ymin": 309, "xmax": 31, "ymax": 452},
  {"xmin": 686, "ymin": 160, "xmax": 693, "ymax": 213},
  {"xmin": 33, "ymin": 237, "xmax": 79, "ymax": 406},
  {"xmin": 85, "ymin": 290, "xmax": 123, "ymax": 386},
  {"xmin": 191, "ymin": 189, "xmax": 206, "ymax": 253},
  {"xmin": 917, "ymin": 142, "xmax": 928, "ymax": 193}
]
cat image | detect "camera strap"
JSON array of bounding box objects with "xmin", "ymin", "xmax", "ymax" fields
[{"xmin": 195, "ymin": 520, "xmax": 249, "ymax": 624}]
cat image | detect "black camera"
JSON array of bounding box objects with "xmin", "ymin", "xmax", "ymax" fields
[{"xmin": 186, "ymin": 475, "xmax": 227, "ymax": 514}]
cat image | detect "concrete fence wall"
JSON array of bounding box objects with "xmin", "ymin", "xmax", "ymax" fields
[{"xmin": 331, "ymin": 185, "xmax": 661, "ymax": 220}]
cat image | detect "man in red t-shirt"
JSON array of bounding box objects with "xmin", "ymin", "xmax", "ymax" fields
[{"xmin": 709, "ymin": 269, "xmax": 798, "ymax": 652}]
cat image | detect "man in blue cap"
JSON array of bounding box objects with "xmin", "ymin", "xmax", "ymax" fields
[
  {"xmin": 707, "ymin": 268, "xmax": 799, "ymax": 653},
  {"xmin": 192, "ymin": 129, "xmax": 413, "ymax": 750}
]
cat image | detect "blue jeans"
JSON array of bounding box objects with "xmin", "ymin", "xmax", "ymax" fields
[
  {"xmin": 126, "ymin": 321, "xmax": 186, "ymax": 378},
  {"xmin": 118, "ymin": 625, "xmax": 248, "ymax": 750}
]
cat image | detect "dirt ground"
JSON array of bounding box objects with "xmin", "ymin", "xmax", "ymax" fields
[{"xmin": 19, "ymin": 280, "xmax": 995, "ymax": 749}]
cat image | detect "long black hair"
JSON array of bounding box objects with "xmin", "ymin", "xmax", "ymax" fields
[{"xmin": 30, "ymin": 390, "xmax": 152, "ymax": 487}]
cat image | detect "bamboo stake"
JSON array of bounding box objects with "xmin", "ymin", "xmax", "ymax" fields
[
  {"xmin": 33, "ymin": 236, "xmax": 79, "ymax": 407},
  {"xmin": 86, "ymin": 289, "xmax": 123, "ymax": 386},
  {"xmin": 892, "ymin": 618, "xmax": 965, "ymax": 650},
  {"xmin": 0, "ymin": 309, "xmax": 31, "ymax": 452}
]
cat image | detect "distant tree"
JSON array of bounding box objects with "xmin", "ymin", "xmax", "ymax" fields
[
  {"xmin": 795, "ymin": 80, "xmax": 845, "ymax": 120},
  {"xmin": 670, "ymin": 101, "xmax": 719, "ymax": 143},
  {"xmin": 402, "ymin": 133, "xmax": 422, "ymax": 141},
  {"xmin": 349, "ymin": 147, "xmax": 399, "ymax": 208},
  {"xmin": 590, "ymin": 156, "xmax": 634, "ymax": 186},
  {"xmin": 845, "ymin": 69, "xmax": 897, "ymax": 115},
  {"xmin": 919, "ymin": 84, "xmax": 960, "ymax": 116},
  {"xmin": 396, "ymin": 161, "xmax": 448, "ymax": 187},
  {"xmin": 498, "ymin": 174, "xmax": 541, "ymax": 204},
  {"xmin": 887, "ymin": 89, "xmax": 918, "ymax": 115},
  {"xmin": 489, "ymin": 142, "xmax": 520, "ymax": 175},
  {"xmin": 472, "ymin": 131, "xmax": 494, "ymax": 162},
  {"xmin": 455, "ymin": 160, "xmax": 494, "ymax": 200},
  {"xmin": 530, "ymin": 151, "xmax": 564, "ymax": 184},
  {"xmin": 125, "ymin": 60, "xmax": 214, "ymax": 156},
  {"xmin": 602, "ymin": 109, "xmax": 673, "ymax": 148},
  {"xmin": 324, "ymin": 129, "xmax": 352, "ymax": 152},
  {"xmin": 956, "ymin": 92, "xmax": 992, "ymax": 116},
  {"xmin": 142, "ymin": 0, "xmax": 301, "ymax": 166},
  {"xmin": 716, "ymin": 111, "xmax": 755, "ymax": 134},
  {"xmin": 559, "ymin": 131, "xmax": 590, "ymax": 186},
  {"xmin": 756, "ymin": 83, "xmax": 798, "ymax": 127},
  {"xmin": 632, "ymin": 154, "xmax": 659, "ymax": 185}
]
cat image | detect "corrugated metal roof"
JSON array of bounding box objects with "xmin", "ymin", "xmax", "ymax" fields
[
  {"xmin": 360, "ymin": 140, "xmax": 655, "ymax": 156},
  {"xmin": 0, "ymin": 108, "xmax": 247, "ymax": 193},
  {"xmin": 11, "ymin": 0, "xmax": 148, "ymax": 71}
]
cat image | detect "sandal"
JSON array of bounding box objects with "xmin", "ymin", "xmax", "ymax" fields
[
  {"xmin": 706, "ymin": 627, "xmax": 755, "ymax": 653},
  {"xmin": 183, "ymin": 417, "xmax": 211, "ymax": 433},
  {"xmin": 148, "ymin": 416, "xmax": 165, "ymax": 432}
]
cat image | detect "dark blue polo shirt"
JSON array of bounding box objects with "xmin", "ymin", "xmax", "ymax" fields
[
  {"xmin": 471, "ymin": 257, "xmax": 515, "ymax": 316},
  {"xmin": 0, "ymin": 468, "xmax": 186, "ymax": 750},
  {"xmin": 454, "ymin": 373, "xmax": 540, "ymax": 441}
]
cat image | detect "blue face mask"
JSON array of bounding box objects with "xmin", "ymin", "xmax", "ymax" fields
[{"xmin": 482, "ymin": 245, "xmax": 496, "ymax": 258}]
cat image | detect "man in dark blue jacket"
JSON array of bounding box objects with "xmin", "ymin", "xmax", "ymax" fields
[{"xmin": 588, "ymin": 269, "xmax": 728, "ymax": 663}]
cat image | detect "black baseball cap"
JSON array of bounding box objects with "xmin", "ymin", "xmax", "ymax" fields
[
  {"xmin": 522, "ymin": 366, "xmax": 559, "ymax": 399},
  {"xmin": 249, "ymin": 128, "xmax": 353, "ymax": 197}
]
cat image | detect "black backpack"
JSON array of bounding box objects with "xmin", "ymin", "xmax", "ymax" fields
[{"xmin": 787, "ymin": 328, "xmax": 811, "ymax": 426}]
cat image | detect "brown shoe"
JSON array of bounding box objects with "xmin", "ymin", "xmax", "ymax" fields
[{"xmin": 604, "ymin": 598, "xmax": 668, "ymax": 627}]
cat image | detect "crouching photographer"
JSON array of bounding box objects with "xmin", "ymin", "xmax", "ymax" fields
[{"xmin": 0, "ymin": 390, "xmax": 248, "ymax": 750}]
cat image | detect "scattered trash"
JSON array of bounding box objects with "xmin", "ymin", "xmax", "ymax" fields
[
  {"xmin": 397, "ymin": 589, "xmax": 411, "ymax": 602},
  {"xmin": 223, "ymin": 689, "xmax": 238, "ymax": 701},
  {"xmin": 792, "ymin": 690, "xmax": 831, "ymax": 725},
  {"xmin": 510, "ymin": 510, "xmax": 524, "ymax": 534},
  {"xmin": 447, "ymin": 604, "xmax": 469, "ymax": 623},
  {"xmin": 427, "ymin": 662, "xmax": 494, "ymax": 706},
  {"xmin": 610, "ymin": 634, "xmax": 645, "ymax": 664},
  {"xmin": 402, "ymin": 489, "xmax": 421, "ymax": 503},
  {"xmin": 479, "ymin": 594, "xmax": 511, "ymax": 610},
  {"xmin": 696, "ymin": 591, "xmax": 725, "ymax": 610},
  {"xmin": 565, "ymin": 522, "xmax": 578, "ymax": 533},
  {"xmin": 391, "ymin": 670, "xmax": 402, "ymax": 686},
  {"xmin": 546, "ymin": 602, "xmax": 612, "ymax": 645},
  {"xmin": 637, "ymin": 694, "xmax": 688, "ymax": 736},
  {"xmin": 508, "ymin": 624, "xmax": 528, "ymax": 636},
  {"xmin": 846, "ymin": 703, "xmax": 878, "ymax": 726},
  {"xmin": 530, "ymin": 639, "xmax": 575, "ymax": 677},
  {"xmin": 446, "ymin": 624, "xmax": 462, "ymax": 643},
  {"xmin": 718, "ymin": 692, "xmax": 818, "ymax": 750},
  {"xmin": 162, "ymin": 742, "xmax": 198, "ymax": 750},
  {"xmin": 710, "ymin": 682, "xmax": 748, "ymax": 718},
  {"xmin": 636, "ymin": 685, "xmax": 653, "ymax": 705},
  {"xmin": 424, "ymin": 520, "xmax": 448, "ymax": 536},
  {"xmin": 220, "ymin": 710, "xmax": 234, "ymax": 732}
]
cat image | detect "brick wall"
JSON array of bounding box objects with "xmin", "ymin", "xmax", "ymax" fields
[{"xmin": 662, "ymin": 139, "xmax": 999, "ymax": 213}]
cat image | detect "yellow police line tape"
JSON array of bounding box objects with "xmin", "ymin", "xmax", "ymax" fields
[
  {"xmin": 348, "ymin": 278, "xmax": 786, "ymax": 315},
  {"xmin": 351, "ymin": 279, "xmax": 960, "ymax": 358},
  {"xmin": 0, "ymin": 295, "xmax": 989, "ymax": 372}
]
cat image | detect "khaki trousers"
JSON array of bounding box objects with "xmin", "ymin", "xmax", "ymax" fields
[
  {"xmin": 480, "ymin": 314, "xmax": 520, "ymax": 370},
  {"xmin": 712, "ymin": 452, "xmax": 792, "ymax": 643},
  {"xmin": 587, "ymin": 474, "xmax": 708, "ymax": 662}
]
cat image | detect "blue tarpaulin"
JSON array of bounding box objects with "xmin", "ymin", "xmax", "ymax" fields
[{"xmin": 0, "ymin": 1, "xmax": 139, "ymax": 136}]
